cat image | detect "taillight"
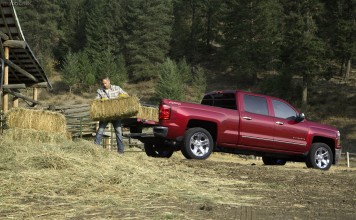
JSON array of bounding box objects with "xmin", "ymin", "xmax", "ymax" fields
[{"xmin": 159, "ymin": 104, "xmax": 171, "ymax": 120}]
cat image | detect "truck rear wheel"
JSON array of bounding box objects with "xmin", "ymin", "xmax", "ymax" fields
[
  {"xmin": 144, "ymin": 143, "xmax": 174, "ymax": 158},
  {"xmin": 306, "ymin": 143, "xmax": 333, "ymax": 170},
  {"xmin": 181, "ymin": 127, "xmax": 213, "ymax": 160}
]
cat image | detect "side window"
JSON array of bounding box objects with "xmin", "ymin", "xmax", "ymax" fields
[
  {"xmin": 243, "ymin": 95, "xmax": 269, "ymax": 116},
  {"xmin": 201, "ymin": 93, "xmax": 237, "ymax": 110},
  {"xmin": 272, "ymin": 100, "xmax": 297, "ymax": 120}
]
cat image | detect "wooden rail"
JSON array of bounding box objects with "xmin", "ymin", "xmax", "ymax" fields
[{"xmin": 53, "ymin": 104, "xmax": 143, "ymax": 151}]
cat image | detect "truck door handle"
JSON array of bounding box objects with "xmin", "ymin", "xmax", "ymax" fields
[
  {"xmin": 275, "ymin": 121, "xmax": 284, "ymax": 125},
  {"xmin": 243, "ymin": 116, "xmax": 252, "ymax": 120}
]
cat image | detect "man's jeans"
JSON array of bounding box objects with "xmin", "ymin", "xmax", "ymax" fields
[{"xmin": 94, "ymin": 120, "xmax": 124, "ymax": 153}]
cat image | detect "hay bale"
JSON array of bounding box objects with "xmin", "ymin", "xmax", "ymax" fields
[
  {"xmin": 90, "ymin": 96, "xmax": 140, "ymax": 121},
  {"xmin": 6, "ymin": 108, "xmax": 67, "ymax": 133},
  {"xmin": 3, "ymin": 128, "xmax": 69, "ymax": 144},
  {"xmin": 136, "ymin": 106, "xmax": 159, "ymax": 121}
]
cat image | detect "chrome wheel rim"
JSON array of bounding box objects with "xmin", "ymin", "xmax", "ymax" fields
[
  {"xmin": 189, "ymin": 132, "xmax": 210, "ymax": 157},
  {"xmin": 314, "ymin": 147, "xmax": 330, "ymax": 169}
]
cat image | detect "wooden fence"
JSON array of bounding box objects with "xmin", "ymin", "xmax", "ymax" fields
[
  {"xmin": 53, "ymin": 104, "xmax": 143, "ymax": 151},
  {"xmin": 341, "ymin": 152, "xmax": 356, "ymax": 168}
]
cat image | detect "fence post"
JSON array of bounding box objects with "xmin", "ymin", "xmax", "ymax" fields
[
  {"xmin": 110, "ymin": 123, "xmax": 113, "ymax": 151},
  {"xmin": 347, "ymin": 152, "xmax": 350, "ymax": 168},
  {"xmin": 79, "ymin": 117, "xmax": 83, "ymax": 139}
]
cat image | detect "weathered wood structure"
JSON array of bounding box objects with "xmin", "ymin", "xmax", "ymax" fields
[{"xmin": 0, "ymin": 1, "xmax": 51, "ymax": 113}]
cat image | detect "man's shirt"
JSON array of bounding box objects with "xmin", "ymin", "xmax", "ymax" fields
[{"xmin": 96, "ymin": 85, "xmax": 127, "ymax": 100}]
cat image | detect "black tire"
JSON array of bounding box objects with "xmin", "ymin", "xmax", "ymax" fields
[
  {"xmin": 262, "ymin": 156, "xmax": 287, "ymax": 166},
  {"xmin": 306, "ymin": 143, "xmax": 333, "ymax": 171},
  {"xmin": 144, "ymin": 143, "xmax": 174, "ymax": 158},
  {"xmin": 181, "ymin": 127, "xmax": 214, "ymax": 160},
  {"xmin": 130, "ymin": 126, "xmax": 143, "ymax": 134},
  {"xmin": 305, "ymin": 159, "xmax": 313, "ymax": 168}
]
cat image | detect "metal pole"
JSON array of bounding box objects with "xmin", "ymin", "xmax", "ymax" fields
[{"xmin": 347, "ymin": 152, "xmax": 350, "ymax": 168}]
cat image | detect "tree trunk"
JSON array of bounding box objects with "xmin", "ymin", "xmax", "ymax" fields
[
  {"xmin": 345, "ymin": 59, "xmax": 351, "ymax": 80},
  {"xmin": 302, "ymin": 76, "xmax": 308, "ymax": 112},
  {"xmin": 339, "ymin": 58, "xmax": 345, "ymax": 76},
  {"xmin": 206, "ymin": 7, "xmax": 212, "ymax": 50},
  {"xmin": 189, "ymin": 0, "xmax": 197, "ymax": 62}
]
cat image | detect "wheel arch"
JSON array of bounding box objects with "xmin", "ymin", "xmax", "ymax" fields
[
  {"xmin": 186, "ymin": 119, "xmax": 217, "ymax": 142},
  {"xmin": 312, "ymin": 136, "xmax": 336, "ymax": 164}
]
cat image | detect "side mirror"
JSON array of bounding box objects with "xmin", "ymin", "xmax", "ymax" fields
[{"xmin": 295, "ymin": 113, "xmax": 305, "ymax": 122}]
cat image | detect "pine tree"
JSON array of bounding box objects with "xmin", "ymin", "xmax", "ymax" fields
[
  {"xmin": 123, "ymin": 0, "xmax": 174, "ymax": 81},
  {"xmin": 84, "ymin": 0, "xmax": 124, "ymax": 60},
  {"xmin": 280, "ymin": 0, "xmax": 326, "ymax": 110},
  {"xmin": 77, "ymin": 52, "xmax": 96, "ymax": 88},
  {"xmin": 320, "ymin": 0, "xmax": 355, "ymax": 80},
  {"xmin": 191, "ymin": 65, "xmax": 207, "ymax": 102},
  {"xmin": 56, "ymin": 0, "xmax": 86, "ymax": 60},
  {"xmin": 155, "ymin": 58, "xmax": 184, "ymax": 100},
  {"xmin": 221, "ymin": 0, "xmax": 283, "ymax": 84},
  {"xmin": 61, "ymin": 51, "xmax": 80, "ymax": 92},
  {"xmin": 170, "ymin": 0, "xmax": 222, "ymax": 62},
  {"xmin": 94, "ymin": 50, "xmax": 128, "ymax": 87},
  {"xmin": 16, "ymin": 0, "xmax": 64, "ymax": 73}
]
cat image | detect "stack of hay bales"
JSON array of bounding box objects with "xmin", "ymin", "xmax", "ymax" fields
[
  {"xmin": 4, "ymin": 108, "xmax": 69, "ymax": 143},
  {"xmin": 136, "ymin": 105, "xmax": 159, "ymax": 122}
]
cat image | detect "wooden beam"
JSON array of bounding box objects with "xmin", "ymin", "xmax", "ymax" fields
[
  {"xmin": 3, "ymin": 88, "xmax": 40, "ymax": 106},
  {"xmin": 3, "ymin": 46, "xmax": 9, "ymax": 113},
  {"xmin": 3, "ymin": 84, "xmax": 26, "ymax": 89},
  {"xmin": 3, "ymin": 40, "xmax": 27, "ymax": 49},
  {"xmin": 4, "ymin": 59, "xmax": 38, "ymax": 82},
  {"xmin": 30, "ymin": 82, "xmax": 48, "ymax": 88},
  {"xmin": 33, "ymin": 87, "xmax": 38, "ymax": 101},
  {"xmin": 13, "ymin": 97, "xmax": 19, "ymax": 108},
  {"xmin": 0, "ymin": 31, "xmax": 9, "ymax": 41}
]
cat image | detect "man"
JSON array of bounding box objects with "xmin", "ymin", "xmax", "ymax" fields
[{"xmin": 94, "ymin": 77, "xmax": 128, "ymax": 154}]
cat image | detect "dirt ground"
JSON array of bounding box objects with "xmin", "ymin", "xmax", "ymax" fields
[
  {"xmin": 71, "ymin": 152, "xmax": 356, "ymax": 220},
  {"xmin": 112, "ymin": 154, "xmax": 356, "ymax": 220},
  {"xmin": 164, "ymin": 156, "xmax": 356, "ymax": 220}
]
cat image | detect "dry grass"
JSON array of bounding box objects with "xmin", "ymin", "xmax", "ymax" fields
[
  {"xmin": 3, "ymin": 128, "xmax": 69, "ymax": 144},
  {"xmin": 5, "ymin": 108, "xmax": 67, "ymax": 133},
  {"xmin": 89, "ymin": 96, "xmax": 140, "ymax": 121},
  {"xmin": 0, "ymin": 136, "xmax": 258, "ymax": 219},
  {"xmin": 1, "ymin": 134, "xmax": 355, "ymax": 219}
]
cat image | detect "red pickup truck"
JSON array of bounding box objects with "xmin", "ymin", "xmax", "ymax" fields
[{"xmin": 129, "ymin": 90, "xmax": 342, "ymax": 170}]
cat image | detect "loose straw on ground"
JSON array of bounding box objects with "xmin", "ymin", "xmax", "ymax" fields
[{"xmin": 3, "ymin": 128, "xmax": 69, "ymax": 144}]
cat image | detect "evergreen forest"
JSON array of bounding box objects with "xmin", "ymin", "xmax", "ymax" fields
[{"xmin": 15, "ymin": 0, "xmax": 355, "ymax": 107}]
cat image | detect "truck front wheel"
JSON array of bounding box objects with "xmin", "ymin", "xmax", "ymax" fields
[
  {"xmin": 144, "ymin": 143, "xmax": 174, "ymax": 158},
  {"xmin": 182, "ymin": 127, "xmax": 213, "ymax": 160},
  {"xmin": 306, "ymin": 143, "xmax": 333, "ymax": 170}
]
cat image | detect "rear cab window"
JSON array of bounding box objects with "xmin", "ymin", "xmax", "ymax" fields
[
  {"xmin": 243, "ymin": 94, "xmax": 269, "ymax": 116},
  {"xmin": 201, "ymin": 93, "xmax": 237, "ymax": 110}
]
